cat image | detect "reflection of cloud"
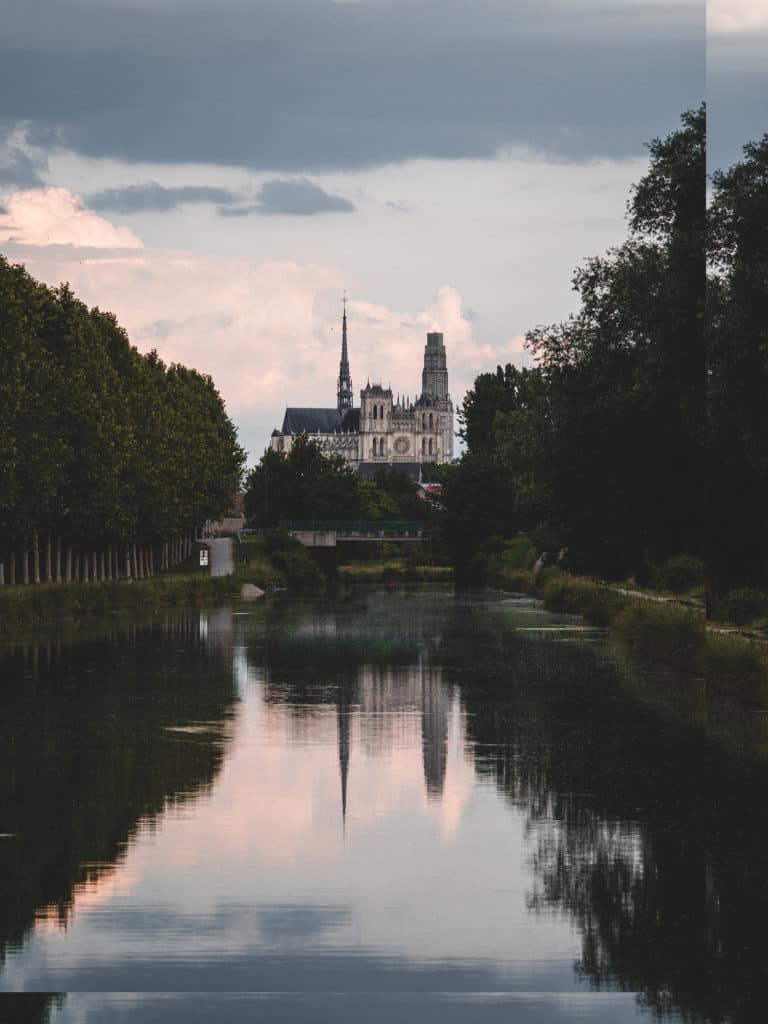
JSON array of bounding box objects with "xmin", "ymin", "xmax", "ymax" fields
[
  {"xmin": 257, "ymin": 904, "xmax": 351, "ymax": 945},
  {"xmin": 35, "ymin": 863, "xmax": 143, "ymax": 934}
]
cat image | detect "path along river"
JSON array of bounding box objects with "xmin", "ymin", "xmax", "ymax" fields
[{"xmin": 1, "ymin": 587, "xmax": 767, "ymax": 1023}]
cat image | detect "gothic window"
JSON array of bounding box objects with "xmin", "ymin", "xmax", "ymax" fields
[
  {"xmin": 373, "ymin": 437, "xmax": 378, "ymax": 456},
  {"xmin": 380, "ymin": 437, "xmax": 386, "ymax": 456},
  {"xmin": 422, "ymin": 438, "xmax": 426, "ymax": 455},
  {"xmin": 373, "ymin": 404, "xmax": 377, "ymax": 420},
  {"xmin": 380, "ymin": 405, "xmax": 384, "ymax": 420},
  {"xmin": 422, "ymin": 414, "xmax": 426, "ymax": 430},
  {"xmin": 429, "ymin": 413, "xmax": 434, "ymax": 430},
  {"xmin": 429, "ymin": 438, "xmax": 434, "ymax": 456}
]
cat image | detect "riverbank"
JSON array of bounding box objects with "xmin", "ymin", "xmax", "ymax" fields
[
  {"xmin": 493, "ymin": 568, "xmax": 768, "ymax": 708},
  {"xmin": 338, "ymin": 561, "xmax": 453, "ymax": 583},
  {"xmin": 0, "ymin": 533, "xmax": 325, "ymax": 628}
]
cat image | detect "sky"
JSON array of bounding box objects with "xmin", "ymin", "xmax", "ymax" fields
[{"xmin": 0, "ymin": 1, "xmax": 762, "ymax": 460}]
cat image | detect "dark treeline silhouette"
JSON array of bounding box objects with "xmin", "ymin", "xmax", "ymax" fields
[
  {"xmin": 442, "ymin": 106, "xmax": 768, "ymax": 612},
  {"xmin": 244, "ymin": 435, "xmax": 432, "ymax": 526},
  {"xmin": 0, "ymin": 259, "xmax": 245, "ymax": 585},
  {"xmin": 0, "ymin": 613, "xmax": 237, "ymax": 966}
]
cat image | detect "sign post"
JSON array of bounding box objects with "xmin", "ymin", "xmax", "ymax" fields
[{"xmin": 199, "ymin": 548, "xmax": 209, "ymax": 568}]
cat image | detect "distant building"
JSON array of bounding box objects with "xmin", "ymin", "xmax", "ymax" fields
[{"xmin": 270, "ymin": 299, "xmax": 454, "ymax": 479}]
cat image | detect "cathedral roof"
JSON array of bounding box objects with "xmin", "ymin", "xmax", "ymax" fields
[{"xmin": 281, "ymin": 407, "xmax": 360, "ymax": 434}]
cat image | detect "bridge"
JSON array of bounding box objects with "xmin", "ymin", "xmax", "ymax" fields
[{"xmin": 278, "ymin": 520, "xmax": 437, "ymax": 548}]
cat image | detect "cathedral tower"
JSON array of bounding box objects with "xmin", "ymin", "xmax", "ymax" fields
[
  {"xmin": 337, "ymin": 297, "xmax": 353, "ymax": 411},
  {"xmin": 421, "ymin": 332, "xmax": 449, "ymax": 400}
]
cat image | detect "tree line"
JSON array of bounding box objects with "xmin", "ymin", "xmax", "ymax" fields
[
  {"xmin": 441, "ymin": 105, "xmax": 767, "ymax": 612},
  {"xmin": 244, "ymin": 434, "xmax": 434, "ymax": 526},
  {"xmin": 0, "ymin": 258, "xmax": 245, "ymax": 585}
]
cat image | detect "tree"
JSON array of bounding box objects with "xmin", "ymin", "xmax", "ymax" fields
[
  {"xmin": 244, "ymin": 435, "xmax": 361, "ymax": 527},
  {"xmin": 707, "ymin": 134, "xmax": 768, "ymax": 599}
]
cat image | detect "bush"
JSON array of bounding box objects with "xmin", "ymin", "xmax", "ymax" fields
[
  {"xmin": 501, "ymin": 536, "xmax": 536, "ymax": 571},
  {"xmin": 652, "ymin": 555, "xmax": 705, "ymax": 595},
  {"xmin": 715, "ymin": 587, "xmax": 768, "ymax": 627},
  {"xmin": 614, "ymin": 603, "xmax": 705, "ymax": 673},
  {"xmin": 535, "ymin": 565, "xmax": 563, "ymax": 588},
  {"xmin": 540, "ymin": 575, "xmax": 626, "ymax": 626},
  {"xmin": 705, "ymin": 633, "xmax": 768, "ymax": 704}
]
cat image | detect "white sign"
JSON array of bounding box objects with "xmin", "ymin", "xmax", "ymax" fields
[{"xmin": 199, "ymin": 549, "xmax": 209, "ymax": 566}]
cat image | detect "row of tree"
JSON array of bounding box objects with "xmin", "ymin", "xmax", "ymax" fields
[
  {"xmin": 0, "ymin": 259, "xmax": 245, "ymax": 584},
  {"xmin": 441, "ymin": 105, "xmax": 767, "ymax": 610},
  {"xmin": 243, "ymin": 434, "xmax": 432, "ymax": 526}
]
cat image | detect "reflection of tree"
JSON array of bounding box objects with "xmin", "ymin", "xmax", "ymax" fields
[
  {"xmin": 444, "ymin": 607, "xmax": 768, "ymax": 1024},
  {"xmin": 0, "ymin": 994, "xmax": 64, "ymax": 1022},
  {"xmin": 0, "ymin": 613, "xmax": 237, "ymax": 964}
]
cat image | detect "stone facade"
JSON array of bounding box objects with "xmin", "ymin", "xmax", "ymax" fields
[{"xmin": 271, "ymin": 305, "xmax": 454, "ymax": 480}]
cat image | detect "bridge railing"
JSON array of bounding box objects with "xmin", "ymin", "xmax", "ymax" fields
[{"xmin": 279, "ymin": 520, "xmax": 437, "ymax": 536}]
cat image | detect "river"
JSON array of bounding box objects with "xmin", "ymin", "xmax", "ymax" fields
[{"xmin": 2, "ymin": 587, "xmax": 767, "ymax": 1023}]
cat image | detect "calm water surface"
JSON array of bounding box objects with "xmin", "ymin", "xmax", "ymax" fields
[{"xmin": 2, "ymin": 588, "xmax": 767, "ymax": 1023}]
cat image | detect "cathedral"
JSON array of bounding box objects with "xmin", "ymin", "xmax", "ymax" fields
[{"xmin": 271, "ymin": 300, "xmax": 454, "ymax": 479}]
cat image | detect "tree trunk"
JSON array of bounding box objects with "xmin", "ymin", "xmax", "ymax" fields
[
  {"xmin": 106, "ymin": 546, "xmax": 112, "ymax": 581},
  {"xmin": 65, "ymin": 546, "xmax": 72, "ymax": 583},
  {"xmin": 55, "ymin": 536, "xmax": 62, "ymax": 583},
  {"xmin": 33, "ymin": 533, "xmax": 40, "ymax": 584},
  {"xmin": 126, "ymin": 546, "xmax": 132, "ymax": 580},
  {"xmin": 83, "ymin": 552, "xmax": 90, "ymax": 583},
  {"xmin": 45, "ymin": 534, "xmax": 52, "ymax": 582},
  {"xmin": 0, "ymin": 562, "xmax": 4, "ymax": 586},
  {"xmin": 9, "ymin": 551, "xmax": 16, "ymax": 586},
  {"xmin": 22, "ymin": 545, "xmax": 29, "ymax": 585}
]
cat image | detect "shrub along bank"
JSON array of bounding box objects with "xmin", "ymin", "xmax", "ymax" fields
[{"xmin": 486, "ymin": 564, "xmax": 768, "ymax": 709}]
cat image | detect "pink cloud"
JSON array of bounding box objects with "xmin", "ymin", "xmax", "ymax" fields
[
  {"xmin": 0, "ymin": 187, "xmax": 143, "ymax": 249},
  {"xmin": 1, "ymin": 188, "xmax": 526, "ymax": 453}
]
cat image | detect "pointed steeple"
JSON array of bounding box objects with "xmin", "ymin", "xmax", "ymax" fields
[
  {"xmin": 337, "ymin": 293, "xmax": 353, "ymax": 411},
  {"xmin": 337, "ymin": 694, "xmax": 350, "ymax": 836}
]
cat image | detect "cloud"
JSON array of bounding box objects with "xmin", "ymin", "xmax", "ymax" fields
[
  {"xmin": 708, "ymin": 29, "xmax": 768, "ymax": 170},
  {"xmin": 86, "ymin": 182, "xmax": 241, "ymax": 213},
  {"xmin": 0, "ymin": 1, "xmax": 703, "ymax": 171},
  {"xmin": 219, "ymin": 179, "xmax": 355, "ymax": 217},
  {"xmin": 0, "ymin": 188, "xmax": 142, "ymax": 248},
  {"xmin": 1, "ymin": 188, "xmax": 527, "ymax": 458},
  {"xmin": 709, "ymin": 1, "xmax": 768, "ymax": 34},
  {"xmin": 0, "ymin": 121, "xmax": 48, "ymax": 188}
]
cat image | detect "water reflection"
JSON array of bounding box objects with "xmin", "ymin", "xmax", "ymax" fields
[
  {"xmin": 0, "ymin": 590, "xmax": 766, "ymax": 1022},
  {"xmin": 0, "ymin": 613, "xmax": 237, "ymax": 962}
]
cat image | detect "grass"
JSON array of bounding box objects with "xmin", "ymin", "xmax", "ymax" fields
[
  {"xmin": 0, "ymin": 573, "xmax": 239, "ymax": 628},
  {"xmin": 337, "ymin": 560, "xmax": 453, "ymax": 583},
  {"xmin": 0, "ymin": 533, "xmax": 327, "ymax": 628}
]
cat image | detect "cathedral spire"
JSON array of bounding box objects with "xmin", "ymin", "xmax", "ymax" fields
[{"xmin": 337, "ymin": 293, "xmax": 353, "ymax": 411}]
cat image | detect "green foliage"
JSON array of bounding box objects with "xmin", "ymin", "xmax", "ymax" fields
[
  {"xmin": 707, "ymin": 133, "xmax": 768, "ymax": 597},
  {"xmin": 540, "ymin": 575, "xmax": 629, "ymax": 627},
  {"xmin": 443, "ymin": 108, "xmax": 707, "ymax": 587},
  {"xmin": 0, "ymin": 259, "xmax": 245, "ymax": 569},
  {"xmin": 714, "ymin": 588, "xmax": 768, "ymax": 627},
  {"xmin": 244, "ymin": 435, "xmax": 360, "ymax": 527},
  {"xmin": 614, "ymin": 603, "xmax": 706, "ymax": 674},
  {"xmin": 705, "ymin": 633, "xmax": 768, "ymax": 703},
  {"xmin": 243, "ymin": 441, "xmax": 431, "ymax": 529},
  {"xmin": 652, "ymin": 555, "xmax": 706, "ymax": 595},
  {"xmin": 260, "ymin": 529, "xmax": 323, "ymax": 588}
]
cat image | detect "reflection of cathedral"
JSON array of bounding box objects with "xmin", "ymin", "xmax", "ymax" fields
[
  {"xmin": 271, "ymin": 299, "xmax": 454, "ymax": 480},
  {"xmin": 335, "ymin": 660, "xmax": 451, "ymax": 824}
]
